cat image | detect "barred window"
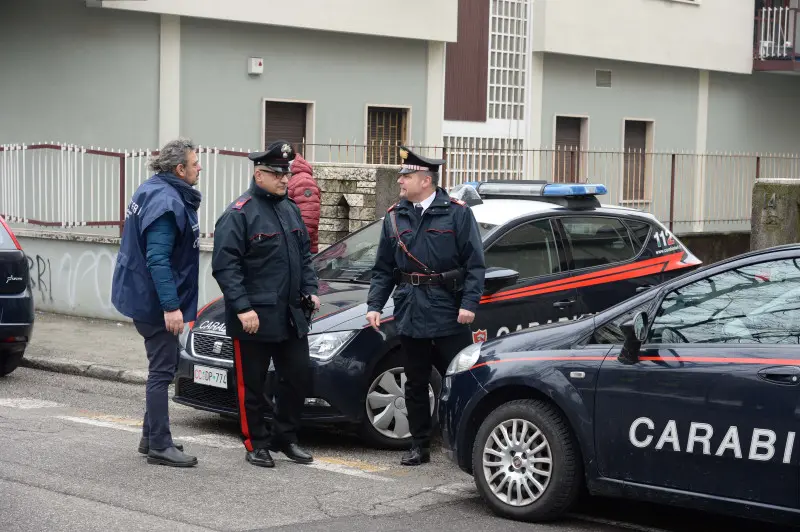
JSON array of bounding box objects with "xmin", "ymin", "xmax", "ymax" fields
[
  {"xmin": 366, "ymin": 107, "xmax": 408, "ymax": 165},
  {"xmin": 489, "ymin": 0, "xmax": 528, "ymax": 120}
]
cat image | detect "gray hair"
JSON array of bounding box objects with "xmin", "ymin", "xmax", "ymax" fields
[
  {"xmin": 148, "ymin": 138, "xmax": 197, "ymax": 173},
  {"xmin": 424, "ymin": 171, "xmax": 440, "ymax": 187}
]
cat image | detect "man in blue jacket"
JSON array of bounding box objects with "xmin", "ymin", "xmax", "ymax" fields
[
  {"xmin": 366, "ymin": 147, "xmax": 485, "ymax": 466},
  {"xmin": 111, "ymin": 138, "xmax": 203, "ymax": 467}
]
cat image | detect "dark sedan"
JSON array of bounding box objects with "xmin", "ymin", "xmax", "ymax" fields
[
  {"xmin": 440, "ymin": 243, "xmax": 800, "ymax": 525},
  {"xmin": 0, "ymin": 217, "xmax": 34, "ymax": 376}
]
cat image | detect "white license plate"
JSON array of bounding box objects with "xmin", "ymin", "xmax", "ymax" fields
[{"xmin": 193, "ymin": 364, "xmax": 228, "ymax": 389}]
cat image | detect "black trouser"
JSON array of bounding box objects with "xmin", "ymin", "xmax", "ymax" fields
[
  {"xmin": 232, "ymin": 334, "xmax": 310, "ymax": 452},
  {"xmin": 134, "ymin": 320, "xmax": 180, "ymax": 451},
  {"xmin": 399, "ymin": 328, "xmax": 473, "ymax": 449}
]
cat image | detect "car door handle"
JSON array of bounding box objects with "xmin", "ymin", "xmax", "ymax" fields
[
  {"xmin": 758, "ymin": 366, "xmax": 800, "ymax": 385},
  {"xmin": 553, "ymin": 299, "xmax": 575, "ymax": 309}
]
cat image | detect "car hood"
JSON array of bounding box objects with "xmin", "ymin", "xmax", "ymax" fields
[
  {"xmin": 476, "ymin": 316, "xmax": 596, "ymax": 363},
  {"xmin": 191, "ymin": 280, "xmax": 376, "ymax": 336}
]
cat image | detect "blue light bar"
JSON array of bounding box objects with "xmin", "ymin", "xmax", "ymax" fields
[
  {"xmin": 474, "ymin": 182, "xmax": 546, "ymax": 196},
  {"xmin": 541, "ymin": 183, "xmax": 607, "ymax": 196}
]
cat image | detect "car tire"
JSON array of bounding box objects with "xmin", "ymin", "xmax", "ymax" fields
[
  {"xmin": 0, "ymin": 351, "xmax": 24, "ymax": 377},
  {"xmin": 471, "ymin": 399, "xmax": 582, "ymax": 522},
  {"xmin": 359, "ymin": 350, "xmax": 442, "ymax": 450}
]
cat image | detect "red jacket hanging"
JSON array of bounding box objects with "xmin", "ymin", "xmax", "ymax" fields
[{"xmin": 288, "ymin": 153, "xmax": 321, "ymax": 253}]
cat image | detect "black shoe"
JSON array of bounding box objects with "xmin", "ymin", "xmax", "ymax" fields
[
  {"xmin": 138, "ymin": 437, "xmax": 183, "ymax": 455},
  {"xmin": 272, "ymin": 442, "xmax": 313, "ymax": 464},
  {"xmin": 401, "ymin": 446, "xmax": 430, "ymax": 466},
  {"xmin": 246, "ymin": 448, "xmax": 275, "ymax": 468},
  {"xmin": 146, "ymin": 446, "xmax": 198, "ymax": 467}
]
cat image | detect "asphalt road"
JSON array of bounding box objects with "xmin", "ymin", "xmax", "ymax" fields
[{"xmin": 1, "ymin": 367, "xmax": 797, "ymax": 532}]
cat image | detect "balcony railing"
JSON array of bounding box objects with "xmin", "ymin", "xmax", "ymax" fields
[{"xmin": 754, "ymin": 6, "xmax": 800, "ymax": 70}]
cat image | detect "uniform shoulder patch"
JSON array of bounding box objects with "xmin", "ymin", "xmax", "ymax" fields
[
  {"xmin": 450, "ymin": 197, "xmax": 467, "ymax": 207},
  {"xmin": 232, "ymin": 196, "xmax": 251, "ymax": 210}
]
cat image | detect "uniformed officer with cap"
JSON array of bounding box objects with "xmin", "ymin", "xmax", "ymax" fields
[
  {"xmin": 366, "ymin": 146, "xmax": 486, "ymax": 466},
  {"xmin": 211, "ymin": 139, "xmax": 320, "ymax": 468}
]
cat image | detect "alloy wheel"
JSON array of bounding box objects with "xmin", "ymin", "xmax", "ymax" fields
[
  {"xmin": 365, "ymin": 367, "xmax": 435, "ymax": 439},
  {"xmin": 481, "ymin": 418, "xmax": 553, "ymax": 506}
]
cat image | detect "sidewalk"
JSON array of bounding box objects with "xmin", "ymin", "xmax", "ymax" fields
[{"xmin": 21, "ymin": 311, "xmax": 149, "ymax": 384}]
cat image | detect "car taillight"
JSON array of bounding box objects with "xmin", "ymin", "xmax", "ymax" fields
[
  {"xmin": 0, "ymin": 216, "xmax": 22, "ymax": 250},
  {"xmin": 2, "ymin": 337, "xmax": 26, "ymax": 343}
]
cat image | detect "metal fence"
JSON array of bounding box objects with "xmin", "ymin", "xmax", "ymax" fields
[{"xmin": 2, "ymin": 141, "xmax": 798, "ymax": 237}]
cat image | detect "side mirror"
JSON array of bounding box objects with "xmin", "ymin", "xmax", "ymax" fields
[
  {"xmin": 619, "ymin": 311, "xmax": 648, "ymax": 364},
  {"xmin": 483, "ymin": 267, "xmax": 519, "ymax": 293}
]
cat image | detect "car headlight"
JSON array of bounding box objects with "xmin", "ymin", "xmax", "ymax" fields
[
  {"xmin": 446, "ymin": 342, "xmax": 482, "ymax": 376},
  {"xmin": 308, "ymin": 331, "xmax": 356, "ymax": 361}
]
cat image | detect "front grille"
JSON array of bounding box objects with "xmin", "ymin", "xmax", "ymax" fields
[
  {"xmin": 177, "ymin": 378, "xmax": 237, "ymax": 411},
  {"xmin": 192, "ymin": 332, "xmax": 234, "ymax": 361}
]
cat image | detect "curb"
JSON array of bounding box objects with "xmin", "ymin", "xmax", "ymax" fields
[{"xmin": 21, "ymin": 355, "xmax": 148, "ymax": 385}]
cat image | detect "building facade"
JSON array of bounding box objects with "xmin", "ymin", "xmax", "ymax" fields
[
  {"xmin": 442, "ymin": 0, "xmax": 800, "ymax": 180},
  {"xmin": 0, "ymin": 0, "xmax": 456, "ymax": 163}
]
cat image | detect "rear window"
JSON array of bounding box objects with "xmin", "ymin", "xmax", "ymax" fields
[
  {"xmin": 560, "ymin": 216, "xmax": 637, "ymax": 270},
  {"xmin": 0, "ymin": 221, "xmax": 18, "ymax": 250},
  {"xmin": 625, "ymin": 219, "xmax": 652, "ymax": 247}
]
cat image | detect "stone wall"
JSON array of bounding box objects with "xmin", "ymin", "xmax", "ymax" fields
[
  {"xmin": 313, "ymin": 163, "xmax": 400, "ymax": 246},
  {"xmin": 751, "ymin": 178, "xmax": 800, "ymax": 251}
]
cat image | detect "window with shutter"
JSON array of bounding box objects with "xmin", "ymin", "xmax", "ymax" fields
[
  {"xmin": 366, "ymin": 107, "xmax": 409, "ymax": 165},
  {"xmin": 623, "ymin": 120, "xmax": 650, "ymax": 201},
  {"xmin": 263, "ymin": 101, "xmax": 308, "ymax": 152},
  {"xmin": 554, "ymin": 116, "xmax": 584, "ymax": 183}
]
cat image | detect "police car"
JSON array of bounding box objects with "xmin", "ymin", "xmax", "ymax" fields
[
  {"xmin": 439, "ymin": 243, "xmax": 800, "ymax": 525},
  {"xmin": 173, "ymin": 181, "xmax": 701, "ymax": 449}
]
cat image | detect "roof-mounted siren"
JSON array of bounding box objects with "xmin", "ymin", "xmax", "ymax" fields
[
  {"xmin": 448, "ymin": 182, "xmax": 483, "ymax": 206},
  {"xmin": 476, "ymin": 181, "xmax": 607, "ymax": 209}
]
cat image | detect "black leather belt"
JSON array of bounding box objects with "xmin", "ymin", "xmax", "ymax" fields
[
  {"xmin": 397, "ymin": 271, "xmax": 443, "ymax": 286},
  {"xmin": 394, "ymin": 268, "xmax": 465, "ymax": 289}
]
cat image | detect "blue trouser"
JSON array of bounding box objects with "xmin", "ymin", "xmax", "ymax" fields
[{"xmin": 134, "ymin": 320, "xmax": 179, "ymax": 451}]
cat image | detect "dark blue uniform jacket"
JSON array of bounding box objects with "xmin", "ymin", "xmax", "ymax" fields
[
  {"xmin": 211, "ymin": 180, "xmax": 318, "ymax": 343},
  {"xmin": 112, "ymin": 173, "xmax": 201, "ymax": 325},
  {"xmin": 367, "ymin": 187, "xmax": 486, "ymax": 339}
]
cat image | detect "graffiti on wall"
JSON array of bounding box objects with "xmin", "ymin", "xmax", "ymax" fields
[
  {"xmin": 22, "ymin": 241, "xmax": 221, "ymax": 321},
  {"xmin": 26, "ymin": 254, "xmax": 53, "ymax": 303},
  {"xmin": 26, "ymin": 250, "xmax": 117, "ymax": 310}
]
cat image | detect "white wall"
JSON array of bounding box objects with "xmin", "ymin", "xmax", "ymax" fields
[
  {"xmin": 532, "ymin": 0, "xmax": 755, "ymax": 74},
  {"xmin": 94, "ymin": 0, "xmax": 458, "ymax": 42},
  {"xmin": 19, "ymin": 233, "xmax": 221, "ymax": 321}
]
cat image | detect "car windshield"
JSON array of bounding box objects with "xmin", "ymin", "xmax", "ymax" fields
[{"xmin": 312, "ymin": 217, "xmax": 498, "ymax": 283}]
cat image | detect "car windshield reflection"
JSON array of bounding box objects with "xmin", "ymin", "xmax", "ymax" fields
[{"xmin": 311, "ymin": 217, "xmax": 497, "ymax": 283}]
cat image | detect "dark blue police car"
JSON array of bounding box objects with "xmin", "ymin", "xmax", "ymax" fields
[
  {"xmin": 0, "ymin": 216, "xmax": 33, "ymax": 377},
  {"xmin": 173, "ymin": 181, "xmax": 701, "ymax": 449},
  {"xmin": 439, "ymin": 243, "xmax": 800, "ymax": 525}
]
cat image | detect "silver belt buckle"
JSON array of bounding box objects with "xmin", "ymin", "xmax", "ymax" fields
[{"xmin": 410, "ymin": 273, "xmax": 421, "ymax": 286}]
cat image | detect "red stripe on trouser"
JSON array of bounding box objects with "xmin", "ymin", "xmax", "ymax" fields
[{"xmin": 233, "ymin": 339, "xmax": 253, "ymax": 452}]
